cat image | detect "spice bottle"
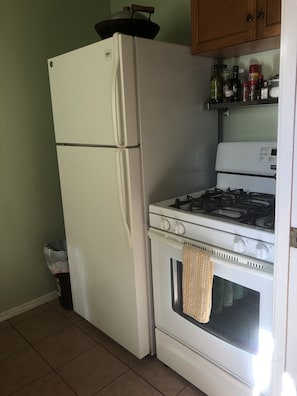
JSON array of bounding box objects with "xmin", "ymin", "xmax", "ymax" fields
[
  {"xmin": 220, "ymin": 64, "xmax": 231, "ymax": 102},
  {"xmin": 210, "ymin": 64, "xmax": 223, "ymax": 103},
  {"xmin": 238, "ymin": 68, "xmax": 248, "ymax": 101},
  {"xmin": 231, "ymin": 65, "xmax": 241, "ymax": 101},
  {"xmin": 257, "ymin": 74, "xmax": 264, "ymax": 100},
  {"xmin": 261, "ymin": 80, "xmax": 269, "ymax": 100},
  {"xmin": 242, "ymin": 82, "xmax": 250, "ymax": 102},
  {"xmin": 249, "ymin": 64, "xmax": 260, "ymax": 101}
]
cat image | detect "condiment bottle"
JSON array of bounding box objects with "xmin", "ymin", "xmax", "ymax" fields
[
  {"xmin": 242, "ymin": 82, "xmax": 250, "ymax": 102},
  {"xmin": 249, "ymin": 64, "xmax": 260, "ymax": 101},
  {"xmin": 210, "ymin": 64, "xmax": 223, "ymax": 103},
  {"xmin": 257, "ymin": 74, "xmax": 264, "ymax": 100},
  {"xmin": 220, "ymin": 64, "xmax": 231, "ymax": 102},
  {"xmin": 238, "ymin": 68, "xmax": 248, "ymax": 101},
  {"xmin": 231, "ymin": 65, "xmax": 241, "ymax": 101},
  {"xmin": 261, "ymin": 80, "xmax": 269, "ymax": 100}
]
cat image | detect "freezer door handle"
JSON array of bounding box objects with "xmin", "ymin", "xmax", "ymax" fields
[
  {"xmin": 111, "ymin": 36, "xmax": 126, "ymax": 148},
  {"xmin": 116, "ymin": 149, "xmax": 133, "ymax": 247}
]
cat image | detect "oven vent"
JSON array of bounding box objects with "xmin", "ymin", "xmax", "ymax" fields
[
  {"xmin": 246, "ymin": 260, "xmax": 265, "ymax": 270},
  {"xmin": 196, "ymin": 243, "xmax": 273, "ymax": 274},
  {"xmin": 211, "ymin": 250, "xmax": 239, "ymax": 262}
]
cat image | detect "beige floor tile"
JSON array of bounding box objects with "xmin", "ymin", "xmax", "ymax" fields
[
  {"xmin": 178, "ymin": 384, "xmax": 208, "ymax": 396},
  {"xmin": 95, "ymin": 370, "xmax": 163, "ymax": 396},
  {"xmin": 101, "ymin": 337, "xmax": 140, "ymax": 368},
  {"xmin": 10, "ymin": 372, "xmax": 76, "ymax": 396},
  {"xmin": 8, "ymin": 304, "xmax": 51, "ymax": 325},
  {"xmin": 0, "ymin": 325, "xmax": 28, "ymax": 360},
  {"xmin": 12, "ymin": 307, "xmax": 71, "ymax": 343},
  {"xmin": 57, "ymin": 344, "xmax": 128, "ymax": 396},
  {"xmin": 134, "ymin": 355, "xmax": 188, "ymax": 396},
  {"xmin": 0, "ymin": 346, "xmax": 51, "ymax": 395},
  {"xmin": 76, "ymin": 318, "xmax": 109, "ymax": 343},
  {"xmin": 34, "ymin": 325, "xmax": 97, "ymax": 368},
  {"xmin": 55, "ymin": 305, "xmax": 84, "ymax": 323},
  {"xmin": 0, "ymin": 320, "xmax": 10, "ymax": 330}
]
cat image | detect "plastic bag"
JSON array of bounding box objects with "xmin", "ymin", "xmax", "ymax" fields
[{"xmin": 43, "ymin": 239, "xmax": 69, "ymax": 275}]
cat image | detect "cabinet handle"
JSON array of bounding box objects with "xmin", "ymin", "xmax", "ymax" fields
[
  {"xmin": 246, "ymin": 14, "xmax": 254, "ymax": 22},
  {"xmin": 257, "ymin": 11, "xmax": 265, "ymax": 19}
]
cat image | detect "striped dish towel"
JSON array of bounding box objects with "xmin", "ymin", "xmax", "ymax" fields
[{"xmin": 182, "ymin": 244, "xmax": 214, "ymax": 323}]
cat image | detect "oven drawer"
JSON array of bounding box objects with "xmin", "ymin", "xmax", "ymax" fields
[{"xmin": 155, "ymin": 329, "xmax": 254, "ymax": 396}]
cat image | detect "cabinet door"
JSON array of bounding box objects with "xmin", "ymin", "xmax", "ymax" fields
[
  {"xmin": 191, "ymin": 0, "xmax": 256, "ymax": 54},
  {"xmin": 256, "ymin": 0, "xmax": 281, "ymax": 39}
]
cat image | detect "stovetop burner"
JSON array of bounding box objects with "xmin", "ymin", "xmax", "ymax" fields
[{"xmin": 170, "ymin": 188, "xmax": 275, "ymax": 230}]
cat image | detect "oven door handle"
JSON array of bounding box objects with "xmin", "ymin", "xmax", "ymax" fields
[
  {"xmin": 148, "ymin": 228, "xmax": 273, "ymax": 276},
  {"xmin": 148, "ymin": 228, "xmax": 190, "ymax": 250}
]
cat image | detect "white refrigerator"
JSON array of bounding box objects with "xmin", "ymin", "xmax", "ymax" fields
[{"xmin": 48, "ymin": 33, "xmax": 217, "ymax": 358}]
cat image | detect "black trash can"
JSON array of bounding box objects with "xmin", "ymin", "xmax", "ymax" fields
[{"xmin": 43, "ymin": 239, "xmax": 73, "ymax": 310}]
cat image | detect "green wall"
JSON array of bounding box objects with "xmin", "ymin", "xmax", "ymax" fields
[
  {"xmin": 110, "ymin": 0, "xmax": 191, "ymax": 45},
  {"xmin": 0, "ymin": 0, "xmax": 279, "ymax": 315},
  {"xmin": 222, "ymin": 49, "xmax": 280, "ymax": 142},
  {"xmin": 0, "ymin": 0, "xmax": 109, "ymax": 314}
]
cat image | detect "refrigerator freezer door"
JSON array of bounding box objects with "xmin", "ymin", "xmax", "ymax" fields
[
  {"xmin": 56, "ymin": 145, "xmax": 150, "ymax": 358},
  {"xmin": 48, "ymin": 34, "xmax": 138, "ymax": 147}
]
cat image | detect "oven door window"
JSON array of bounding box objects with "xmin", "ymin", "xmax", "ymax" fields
[{"xmin": 171, "ymin": 259, "xmax": 260, "ymax": 355}]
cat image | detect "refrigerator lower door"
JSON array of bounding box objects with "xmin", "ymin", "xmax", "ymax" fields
[{"xmin": 56, "ymin": 145, "xmax": 150, "ymax": 358}]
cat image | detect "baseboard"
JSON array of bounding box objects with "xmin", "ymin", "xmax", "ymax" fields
[{"xmin": 0, "ymin": 291, "xmax": 57, "ymax": 322}]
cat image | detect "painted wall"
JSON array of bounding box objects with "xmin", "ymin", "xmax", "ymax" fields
[
  {"xmin": 110, "ymin": 0, "xmax": 191, "ymax": 45},
  {"xmin": 222, "ymin": 49, "xmax": 280, "ymax": 142},
  {"xmin": 0, "ymin": 0, "xmax": 279, "ymax": 315},
  {"xmin": 0, "ymin": 0, "xmax": 109, "ymax": 314}
]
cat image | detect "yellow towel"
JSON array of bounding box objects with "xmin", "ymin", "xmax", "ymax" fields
[{"xmin": 182, "ymin": 245, "xmax": 214, "ymax": 323}]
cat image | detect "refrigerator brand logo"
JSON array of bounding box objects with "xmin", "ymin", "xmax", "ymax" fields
[{"xmin": 104, "ymin": 49, "xmax": 112, "ymax": 61}]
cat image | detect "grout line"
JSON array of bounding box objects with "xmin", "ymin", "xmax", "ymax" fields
[{"xmin": 3, "ymin": 304, "xmax": 205, "ymax": 396}]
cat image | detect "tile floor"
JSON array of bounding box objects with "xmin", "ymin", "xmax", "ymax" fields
[{"xmin": 0, "ymin": 299, "xmax": 207, "ymax": 396}]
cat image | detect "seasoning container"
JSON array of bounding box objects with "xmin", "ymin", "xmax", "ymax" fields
[
  {"xmin": 261, "ymin": 81, "xmax": 269, "ymax": 100},
  {"xmin": 249, "ymin": 64, "xmax": 260, "ymax": 101},
  {"xmin": 269, "ymin": 75, "xmax": 279, "ymax": 98},
  {"xmin": 231, "ymin": 65, "xmax": 241, "ymax": 101},
  {"xmin": 238, "ymin": 68, "xmax": 248, "ymax": 101},
  {"xmin": 220, "ymin": 64, "xmax": 231, "ymax": 102},
  {"xmin": 210, "ymin": 64, "xmax": 223, "ymax": 103},
  {"xmin": 257, "ymin": 74, "xmax": 264, "ymax": 100},
  {"xmin": 242, "ymin": 82, "xmax": 250, "ymax": 102}
]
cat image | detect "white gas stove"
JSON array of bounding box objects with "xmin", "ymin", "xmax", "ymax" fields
[
  {"xmin": 148, "ymin": 142, "xmax": 277, "ymax": 395},
  {"xmin": 149, "ymin": 141, "xmax": 277, "ymax": 267}
]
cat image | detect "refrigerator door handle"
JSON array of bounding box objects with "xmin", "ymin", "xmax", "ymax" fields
[
  {"xmin": 116, "ymin": 149, "xmax": 133, "ymax": 247},
  {"xmin": 111, "ymin": 35, "xmax": 126, "ymax": 148}
]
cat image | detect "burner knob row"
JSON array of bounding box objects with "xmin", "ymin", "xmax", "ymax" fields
[
  {"xmin": 175, "ymin": 222, "xmax": 185, "ymax": 235},
  {"xmin": 160, "ymin": 217, "xmax": 185, "ymax": 235},
  {"xmin": 233, "ymin": 236, "xmax": 247, "ymax": 253},
  {"xmin": 256, "ymin": 242, "xmax": 270, "ymax": 260},
  {"xmin": 160, "ymin": 217, "xmax": 171, "ymax": 231}
]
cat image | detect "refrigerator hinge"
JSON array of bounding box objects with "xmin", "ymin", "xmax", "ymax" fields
[{"xmin": 290, "ymin": 227, "xmax": 297, "ymax": 248}]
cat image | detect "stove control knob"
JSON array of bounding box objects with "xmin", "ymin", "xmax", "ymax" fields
[
  {"xmin": 175, "ymin": 222, "xmax": 185, "ymax": 235},
  {"xmin": 234, "ymin": 236, "xmax": 246, "ymax": 253},
  {"xmin": 256, "ymin": 242, "xmax": 269, "ymax": 260},
  {"xmin": 161, "ymin": 217, "xmax": 171, "ymax": 231}
]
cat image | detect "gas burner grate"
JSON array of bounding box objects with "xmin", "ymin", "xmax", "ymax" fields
[{"xmin": 170, "ymin": 189, "xmax": 275, "ymax": 230}]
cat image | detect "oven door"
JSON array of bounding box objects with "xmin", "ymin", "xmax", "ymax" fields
[{"xmin": 149, "ymin": 228, "xmax": 274, "ymax": 389}]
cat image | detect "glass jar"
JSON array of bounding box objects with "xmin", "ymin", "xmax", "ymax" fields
[{"xmin": 269, "ymin": 75, "xmax": 279, "ymax": 98}]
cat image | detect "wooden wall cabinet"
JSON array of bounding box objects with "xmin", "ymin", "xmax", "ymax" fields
[{"xmin": 191, "ymin": 0, "xmax": 281, "ymax": 57}]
